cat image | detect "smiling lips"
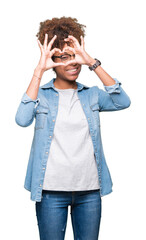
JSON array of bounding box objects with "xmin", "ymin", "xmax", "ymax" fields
[
  {"xmin": 66, "ymin": 67, "xmax": 79, "ymax": 74},
  {"xmin": 67, "ymin": 68, "xmax": 77, "ymax": 72}
]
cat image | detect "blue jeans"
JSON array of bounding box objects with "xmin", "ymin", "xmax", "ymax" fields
[{"xmin": 35, "ymin": 189, "xmax": 102, "ymax": 240}]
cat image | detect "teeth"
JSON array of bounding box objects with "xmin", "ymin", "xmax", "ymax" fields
[{"xmin": 67, "ymin": 69, "xmax": 77, "ymax": 72}]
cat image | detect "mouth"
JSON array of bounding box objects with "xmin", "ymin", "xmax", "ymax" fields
[{"xmin": 66, "ymin": 67, "xmax": 80, "ymax": 75}]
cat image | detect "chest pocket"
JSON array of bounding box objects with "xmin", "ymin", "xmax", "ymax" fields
[
  {"xmin": 90, "ymin": 103, "xmax": 100, "ymax": 127},
  {"xmin": 35, "ymin": 105, "xmax": 49, "ymax": 130}
]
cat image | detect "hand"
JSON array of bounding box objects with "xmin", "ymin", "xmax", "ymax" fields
[
  {"xmin": 37, "ymin": 34, "xmax": 66, "ymax": 71},
  {"xmin": 63, "ymin": 35, "xmax": 96, "ymax": 66}
]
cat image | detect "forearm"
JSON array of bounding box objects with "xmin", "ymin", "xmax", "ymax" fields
[
  {"xmin": 15, "ymin": 65, "xmax": 44, "ymax": 127},
  {"xmin": 87, "ymin": 58, "xmax": 116, "ymax": 86},
  {"xmin": 94, "ymin": 65, "xmax": 116, "ymax": 86},
  {"xmin": 26, "ymin": 65, "xmax": 45, "ymax": 100}
]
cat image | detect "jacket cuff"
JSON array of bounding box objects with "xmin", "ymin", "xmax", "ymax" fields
[
  {"xmin": 21, "ymin": 92, "xmax": 40, "ymax": 108},
  {"xmin": 103, "ymin": 78, "xmax": 122, "ymax": 94}
]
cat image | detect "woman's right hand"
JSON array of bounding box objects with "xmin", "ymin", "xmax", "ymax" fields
[{"xmin": 37, "ymin": 34, "xmax": 64, "ymax": 72}]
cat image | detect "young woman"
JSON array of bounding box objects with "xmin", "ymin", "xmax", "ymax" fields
[{"xmin": 15, "ymin": 17, "xmax": 131, "ymax": 240}]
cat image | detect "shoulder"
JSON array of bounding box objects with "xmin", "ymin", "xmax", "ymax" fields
[{"xmin": 83, "ymin": 85, "xmax": 100, "ymax": 95}]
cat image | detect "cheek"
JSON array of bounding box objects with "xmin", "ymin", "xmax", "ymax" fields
[
  {"xmin": 55, "ymin": 66, "xmax": 66, "ymax": 75},
  {"xmin": 78, "ymin": 65, "xmax": 82, "ymax": 71}
]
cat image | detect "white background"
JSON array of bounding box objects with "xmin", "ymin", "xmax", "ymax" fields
[{"xmin": 0, "ymin": 0, "xmax": 146, "ymax": 239}]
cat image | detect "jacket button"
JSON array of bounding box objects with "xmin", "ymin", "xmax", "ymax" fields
[
  {"xmin": 36, "ymin": 110, "xmax": 39, "ymax": 113},
  {"xmin": 40, "ymin": 184, "xmax": 42, "ymax": 187},
  {"xmin": 45, "ymin": 152, "xmax": 48, "ymax": 154},
  {"xmin": 52, "ymin": 119, "xmax": 55, "ymax": 122},
  {"xmin": 49, "ymin": 136, "xmax": 52, "ymax": 138}
]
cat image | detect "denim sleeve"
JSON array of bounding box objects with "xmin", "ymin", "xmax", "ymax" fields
[
  {"xmin": 15, "ymin": 92, "xmax": 40, "ymax": 127},
  {"xmin": 97, "ymin": 78, "xmax": 131, "ymax": 112}
]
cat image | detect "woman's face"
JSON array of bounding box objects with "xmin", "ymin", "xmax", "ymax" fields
[{"xmin": 53, "ymin": 43, "xmax": 81, "ymax": 82}]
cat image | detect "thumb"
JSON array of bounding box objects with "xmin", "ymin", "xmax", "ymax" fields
[
  {"xmin": 53, "ymin": 62, "xmax": 66, "ymax": 67},
  {"xmin": 64, "ymin": 60, "xmax": 77, "ymax": 66}
]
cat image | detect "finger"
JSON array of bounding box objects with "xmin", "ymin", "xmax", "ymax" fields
[
  {"xmin": 53, "ymin": 62, "xmax": 66, "ymax": 67},
  {"xmin": 63, "ymin": 46, "xmax": 75, "ymax": 54},
  {"xmin": 37, "ymin": 39, "xmax": 43, "ymax": 51},
  {"xmin": 64, "ymin": 59, "xmax": 77, "ymax": 66},
  {"xmin": 80, "ymin": 36, "xmax": 85, "ymax": 50},
  {"xmin": 63, "ymin": 38, "xmax": 73, "ymax": 47},
  {"xmin": 64, "ymin": 35, "xmax": 80, "ymax": 47},
  {"xmin": 64, "ymin": 38, "xmax": 73, "ymax": 43},
  {"xmin": 50, "ymin": 47, "xmax": 62, "ymax": 57},
  {"xmin": 43, "ymin": 33, "xmax": 48, "ymax": 49},
  {"xmin": 48, "ymin": 35, "xmax": 57, "ymax": 50}
]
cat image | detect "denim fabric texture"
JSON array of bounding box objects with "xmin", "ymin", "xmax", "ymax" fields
[
  {"xmin": 36, "ymin": 189, "xmax": 101, "ymax": 240},
  {"xmin": 15, "ymin": 77, "xmax": 131, "ymax": 202}
]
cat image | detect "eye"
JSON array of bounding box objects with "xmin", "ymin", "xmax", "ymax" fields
[
  {"xmin": 62, "ymin": 56, "xmax": 68, "ymax": 60},
  {"xmin": 61, "ymin": 55, "xmax": 70, "ymax": 60}
]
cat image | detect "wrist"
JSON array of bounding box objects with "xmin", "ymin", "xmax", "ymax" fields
[
  {"xmin": 34, "ymin": 65, "xmax": 45, "ymax": 77},
  {"xmin": 88, "ymin": 58, "xmax": 101, "ymax": 71},
  {"xmin": 86, "ymin": 58, "xmax": 97, "ymax": 67}
]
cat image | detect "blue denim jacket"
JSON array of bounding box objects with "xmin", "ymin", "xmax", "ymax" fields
[{"xmin": 15, "ymin": 77, "xmax": 131, "ymax": 202}]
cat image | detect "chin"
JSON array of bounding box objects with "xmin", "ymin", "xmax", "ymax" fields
[
  {"xmin": 67, "ymin": 73, "xmax": 80, "ymax": 81},
  {"xmin": 69, "ymin": 76, "xmax": 78, "ymax": 81}
]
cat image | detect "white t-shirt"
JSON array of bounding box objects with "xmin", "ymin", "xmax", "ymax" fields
[{"xmin": 43, "ymin": 87, "xmax": 100, "ymax": 191}]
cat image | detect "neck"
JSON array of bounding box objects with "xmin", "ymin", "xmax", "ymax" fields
[{"xmin": 54, "ymin": 78, "xmax": 78, "ymax": 89}]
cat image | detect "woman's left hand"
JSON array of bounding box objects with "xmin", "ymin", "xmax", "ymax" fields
[{"xmin": 63, "ymin": 35, "xmax": 96, "ymax": 66}]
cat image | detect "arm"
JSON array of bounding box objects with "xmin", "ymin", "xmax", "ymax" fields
[
  {"xmin": 95, "ymin": 77, "xmax": 131, "ymax": 112},
  {"xmin": 63, "ymin": 35, "xmax": 131, "ymax": 111},
  {"xmin": 15, "ymin": 34, "xmax": 64, "ymax": 127},
  {"xmin": 15, "ymin": 66, "xmax": 43, "ymax": 127},
  {"xmin": 88, "ymin": 62, "xmax": 116, "ymax": 86},
  {"xmin": 87, "ymin": 63, "xmax": 131, "ymax": 111}
]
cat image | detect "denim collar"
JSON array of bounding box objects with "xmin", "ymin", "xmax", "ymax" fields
[{"xmin": 40, "ymin": 78, "xmax": 89, "ymax": 91}]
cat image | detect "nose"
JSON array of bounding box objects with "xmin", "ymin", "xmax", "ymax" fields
[{"xmin": 68, "ymin": 62, "xmax": 79, "ymax": 69}]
